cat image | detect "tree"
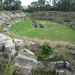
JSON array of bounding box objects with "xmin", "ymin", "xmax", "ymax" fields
[
  {"xmin": 0, "ymin": 0, "xmax": 2, "ymax": 3},
  {"xmin": 38, "ymin": 0, "xmax": 45, "ymax": 10},
  {"xmin": 3, "ymin": 0, "xmax": 21, "ymax": 10},
  {"xmin": 31, "ymin": 1, "xmax": 38, "ymax": 11},
  {"xmin": 26, "ymin": 0, "xmax": 75, "ymax": 11},
  {"xmin": 13, "ymin": 0, "xmax": 21, "ymax": 10},
  {"xmin": 4, "ymin": 0, "xmax": 15, "ymax": 10}
]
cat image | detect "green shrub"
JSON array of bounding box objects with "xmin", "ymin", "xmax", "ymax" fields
[
  {"xmin": 3, "ymin": 57, "xmax": 16, "ymax": 75},
  {"xmin": 42, "ymin": 42, "xmax": 53, "ymax": 55}
]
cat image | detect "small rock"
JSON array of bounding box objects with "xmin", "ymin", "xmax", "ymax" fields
[
  {"xmin": 65, "ymin": 61, "xmax": 70, "ymax": 69},
  {"xmin": 3, "ymin": 27, "xmax": 8, "ymax": 32},
  {"xmin": 47, "ymin": 62, "xmax": 56, "ymax": 72},
  {"xmin": 35, "ymin": 40, "xmax": 42, "ymax": 47},
  {"xmin": 54, "ymin": 50, "xmax": 59, "ymax": 53},
  {"xmin": 27, "ymin": 41, "xmax": 35, "ymax": 47}
]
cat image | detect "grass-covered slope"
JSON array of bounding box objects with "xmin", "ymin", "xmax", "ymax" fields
[{"xmin": 10, "ymin": 20, "xmax": 75, "ymax": 42}]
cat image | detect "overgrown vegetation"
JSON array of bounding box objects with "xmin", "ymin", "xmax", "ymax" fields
[
  {"xmin": 42, "ymin": 42, "xmax": 52, "ymax": 55},
  {"xmin": 37, "ymin": 42, "xmax": 53, "ymax": 60},
  {"xmin": 2, "ymin": 58, "xmax": 16, "ymax": 75}
]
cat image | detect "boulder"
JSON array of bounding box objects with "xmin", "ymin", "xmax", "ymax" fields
[
  {"xmin": 0, "ymin": 33, "xmax": 12, "ymax": 51},
  {"xmin": 5, "ymin": 39, "xmax": 16, "ymax": 57},
  {"xmin": 0, "ymin": 33, "xmax": 16, "ymax": 65},
  {"xmin": 55, "ymin": 69, "xmax": 65, "ymax": 75},
  {"xmin": 56, "ymin": 61, "xmax": 64, "ymax": 68},
  {"xmin": 46, "ymin": 62, "xmax": 56, "ymax": 72},
  {"xmin": 65, "ymin": 70, "xmax": 72, "ymax": 75},
  {"xmin": 14, "ymin": 38, "xmax": 24, "ymax": 50},
  {"xmin": 65, "ymin": 61, "xmax": 70, "ymax": 69},
  {"xmin": 13, "ymin": 49, "xmax": 37, "ymax": 75}
]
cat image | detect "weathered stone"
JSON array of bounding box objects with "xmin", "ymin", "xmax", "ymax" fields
[
  {"xmin": 54, "ymin": 50, "xmax": 59, "ymax": 53},
  {"xmin": 0, "ymin": 33, "xmax": 16, "ymax": 65},
  {"xmin": 65, "ymin": 61, "xmax": 70, "ymax": 69},
  {"xmin": 38, "ymin": 23, "xmax": 44, "ymax": 28},
  {"xmin": 35, "ymin": 40, "xmax": 42, "ymax": 47},
  {"xmin": 35, "ymin": 61, "xmax": 44, "ymax": 70},
  {"xmin": 27, "ymin": 41, "xmax": 35, "ymax": 47},
  {"xmin": 65, "ymin": 70, "xmax": 72, "ymax": 75},
  {"xmin": 13, "ymin": 49, "xmax": 37, "ymax": 75},
  {"xmin": 47, "ymin": 62, "xmax": 56, "ymax": 72},
  {"xmin": 56, "ymin": 61, "xmax": 64, "ymax": 68},
  {"xmin": 3, "ymin": 27, "xmax": 8, "ymax": 32},
  {"xmin": 0, "ymin": 33, "xmax": 11, "ymax": 51},
  {"xmin": 14, "ymin": 38, "xmax": 24, "ymax": 50},
  {"xmin": 55, "ymin": 69, "xmax": 65, "ymax": 75},
  {"xmin": 5, "ymin": 39, "xmax": 16, "ymax": 57}
]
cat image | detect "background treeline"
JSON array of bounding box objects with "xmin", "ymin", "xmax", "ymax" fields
[
  {"xmin": 26, "ymin": 0, "xmax": 75, "ymax": 12},
  {"xmin": 0, "ymin": 0, "xmax": 75, "ymax": 12},
  {"xmin": 0, "ymin": 0, "xmax": 22, "ymax": 11}
]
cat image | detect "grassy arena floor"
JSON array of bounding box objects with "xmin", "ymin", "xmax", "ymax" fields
[{"xmin": 10, "ymin": 20, "xmax": 75, "ymax": 42}]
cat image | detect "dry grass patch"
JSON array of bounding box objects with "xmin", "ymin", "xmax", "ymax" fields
[
  {"xmin": 50, "ymin": 41, "xmax": 75, "ymax": 49},
  {"xmin": 53, "ymin": 47, "xmax": 75, "ymax": 69}
]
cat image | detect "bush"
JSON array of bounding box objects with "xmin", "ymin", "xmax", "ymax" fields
[
  {"xmin": 42, "ymin": 42, "xmax": 53, "ymax": 55},
  {"xmin": 3, "ymin": 57, "xmax": 16, "ymax": 75}
]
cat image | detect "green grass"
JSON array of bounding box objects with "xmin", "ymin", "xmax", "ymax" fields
[{"xmin": 10, "ymin": 20, "xmax": 75, "ymax": 42}]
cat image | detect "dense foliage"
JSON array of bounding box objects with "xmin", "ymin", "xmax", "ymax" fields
[
  {"xmin": 42, "ymin": 42, "xmax": 53, "ymax": 55},
  {"xmin": 26, "ymin": 0, "xmax": 75, "ymax": 12},
  {"xmin": 2, "ymin": 58, "xmax": 16, "ymax": 75},
  {"xmin": 0, "ymin": 0, "xmax": 22, "ymax": 11},
  {"xmin": 0, "ymin": 0, "xmax": 75, "ymax": 11}
]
